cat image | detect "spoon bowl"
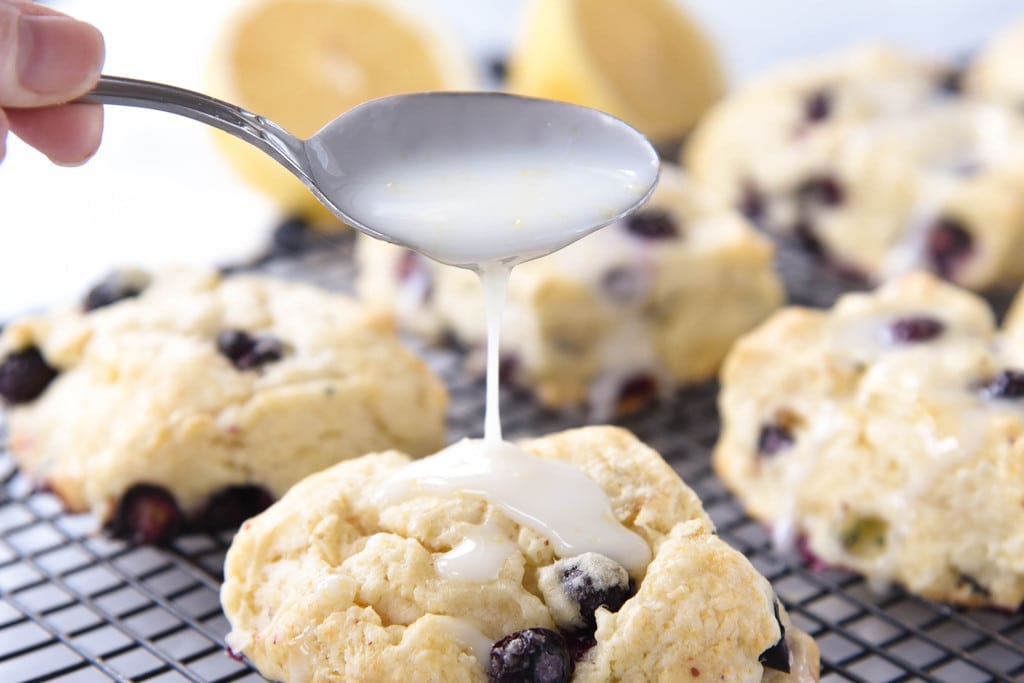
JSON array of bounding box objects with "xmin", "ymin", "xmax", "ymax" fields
[{"xmin": 79, "ymin": 76, "xmax": 659, "ymax": 267}]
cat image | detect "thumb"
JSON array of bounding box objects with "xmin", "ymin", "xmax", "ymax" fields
[{"xmin": 0, "ymin": 0, "xmax": 104, "ymax": 109}]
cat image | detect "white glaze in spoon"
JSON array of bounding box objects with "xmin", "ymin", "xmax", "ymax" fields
[{"xmin": 79, "ymin": 77, "xmax": 659, "ymax": 267}]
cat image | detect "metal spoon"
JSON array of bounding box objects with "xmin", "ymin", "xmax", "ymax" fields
[{"xmin": 79, "ymin": 75, "xmax": 659, "ymax": 264}]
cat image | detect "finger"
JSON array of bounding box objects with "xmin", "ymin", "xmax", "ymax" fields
[
  {"xmin": 6, "ymin": 102, "xmax": 103, "ymax": 165},
  {"xmin": 0, "ymin": 107, "xmax": 8, "ymax": 162},
  {"xmin": 0, "ymin": 0, "xmax": 105, "ymax": 108}
]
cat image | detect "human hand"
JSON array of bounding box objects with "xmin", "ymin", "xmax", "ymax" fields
[{"xmin": 1, "ymin": 0, "xmax": 105, "ymax": 165}]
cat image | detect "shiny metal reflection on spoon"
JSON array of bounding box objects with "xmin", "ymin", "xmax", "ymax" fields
[{"xmin": 77, "ymin": 75, "xmax": 659, "ymax": 258}]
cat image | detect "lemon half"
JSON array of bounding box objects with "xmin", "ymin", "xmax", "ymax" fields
[
  {"xmin": 208, "ymin": 0, "xmax": 477, "ymax": 227},
  {"xmin": 508, "ymin": 0, "xmax": 725, "ymax": 143}
]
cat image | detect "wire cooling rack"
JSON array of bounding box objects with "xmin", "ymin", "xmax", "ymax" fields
[{"xmin": 1, "ymin": 237, "xmax": 1022, "ymax": 683}]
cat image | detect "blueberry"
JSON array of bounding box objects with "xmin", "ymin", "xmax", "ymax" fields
[
  {"xmin": 757, "ymin": 423, "xmax": 794, "ymax": 456},
  {"xmin": 623, "ymin": 210, "xmax": 680, "ymax": 240},
  {"xmin": 241, "ymin": 337, "xmax": 284, "ymax": 370},
  {"xmin": 790, "ymin": 178, "xmax": 841, "ymax": 259},
  {"xmin": 601, "ymin": 266, "xmax": 648, "ymax": 303},
  {"xmin": 217, "ymin": 216, "xmax": 326, "ymax": 274},
  {"xmin": 499, "ymin": 353, "xmax": 521, "ymax": 387},
  {"xmin": 797, "ymin": 176, "xmax": 844, "ymax": 208},
  {"xmin": 488, "ymin": 628, "xmax": 572, "ymax": 683},
  {"xmin": 0, "ymin": 346, "xmax": 58, "ymax": 404},
  {"xmin": 105, "ymin": 484, "xmax": 183, "ymax": 545},
  {"xmin": 804, "ymin": 89, "xmax": 832, "ymax": 123},
  {"xmin": 926, "ymin": 217, "xmax": 973, "ymax": 279},
  {"xmin": 739, "ymin": 182, "xmax": 766, "ymax": 225},
  {"xmin": 980, "ymin": 370, "xmax": 1024, "ymax": 400},
  {"xmin": 938, "ymin": 67, "xmax": 964, "ymax": 95},
  {"xmin": 216, "ymin": 330, "xmax": 285, "ymax": 371},
  {"xmin": 194, "ymin": 485, "xmax": 275, "ymax": 532},
  {"xmin": 538, "ymin": 553, "xmax": 632, "ymax": 632},
  {"xmin": 615, "ymin": 374, "xmax": 659, "ymax": 415},
  {"xmin": 83, "ymin": 268, "xmax": 151, "ymax": 312},
  {"xmin": 759, "ymin": 602, "xmax": 791, "ymax": 673},
  {"xmin": 792, "ymin": 221, "xmax": 824, "ymax": 258},
  {"xmin": 488, "ymin": 57, "xmax": 509, "ymax": 83},
  {"xmin": 270, "ymin": 215, "xmax": 315, "ymax": 255},
  {"xmin": 560, "ymin": 629, "xmax": 597, "ymax": 663},
  {"xmin": 217, "ymin": 330, "xmax": 254, "ymax": 361},
  {"xmin": 889, "ymin": 316, "xmax": 945, "ymax": 343}
]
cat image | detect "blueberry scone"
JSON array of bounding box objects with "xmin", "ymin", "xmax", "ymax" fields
[
  {"xmin": 0, "ymin": 269, "xmax": 447, "ymax": 543},
  {"xmin": 966, "ymin": 18, "xmax": 1024, "ymax": 106},
  {"xmin": 221, "ymin": 425, "xmax": 819, "ymax": 682},
  {"xmin": 714, "ymin": 272, "xmax": 1024, "ymax": 608},
  {"xmin": 356, "ymin": 164, "xmax": 783, "ymax": 418},
  {"xmin": 686, "ymin": 44, "xmax": 1024, "ymax": 290}
]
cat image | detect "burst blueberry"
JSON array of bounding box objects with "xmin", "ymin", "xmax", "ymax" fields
[
  {"xmin": 739, "ymin": 182, "xmax": 766, "ymax": 225},
  {"xmin": 927, "ymin": 217, "xmax": 973, "ymax": 279},
  {"xmin": 195, "ymin": 485, "xmax": 275, "ymax": 532},
  {"xmin": 83, "ymin": 268, "xmax": 151, "ymax": 312},
  {"xmin": 0, "ymin": 346, "xmax": 58, "ymax": 404},
  {"xmin": 803, "ymin": 89, "xmax": 832, "ymax": 123},
  {"xmin": 538, "ymin": 553, "xmax": 632, "ymax": 632},
  {"xmin": 499, "ymin": 353, "xmax": 522, "ymax": 387},
  {"xmin": 488, "ymin": 628, "xmax": 572, "ymax": 683},
  {"xmin": 217, "ymin": 330, "xmax": 285, "ymax": 371},
  {"xmin": 797, "ymin": 175, "xmax": 844, "ymax": 208},
  {"xmin": 105, "ymin": 484, "xmax": 183, "ymax": 545},
  {"xmin": 792, "ymin": 221, "xmax": 824, "ymax": 257},
  {"xmin": 615, "ymin": 374, "xmax": 659, "ymax": 415},
  {"xmin": 623, "ymin": 210, "xmax": 680, "ymax": 240},
  {"xmin": 270, "ymin": 215, "xmax": 316, "ymax": 255},
  {"xmin": 981, "ymin": 370, "xmax": 1024, "ymax": 400},
  {"xmin": 889, "ymin": 316, "xmax": 945, "ymax": 343},
  {"xmin": 937, "ymin": 66, "xmax": 964, "ymax": 94},
  {"xmin": 757, "ymin": 423, "xmax": 794, "ymax": 456}
]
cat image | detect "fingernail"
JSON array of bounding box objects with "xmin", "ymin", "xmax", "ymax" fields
[
  {"xmin": 50, "ymin": 157, "xmax": 89, "ymax": 168},
  {"xmin": 17, "ymin": 14, "xmax": 103, "ymax": 95}
]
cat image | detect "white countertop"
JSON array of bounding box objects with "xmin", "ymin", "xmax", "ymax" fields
[{"xmin": 1, "ymin": 0, "xmax": 1020, "ymax": 318}]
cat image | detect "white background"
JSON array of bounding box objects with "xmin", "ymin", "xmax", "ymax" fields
[{"xmin": 1, "ymin": 0, "xmax": 1021, "ymax": 317}]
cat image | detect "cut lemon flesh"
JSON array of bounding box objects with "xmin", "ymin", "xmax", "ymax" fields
[
  {"xmin": 207, "ymin": 0, "xmax": 476, "ymax": 226},
  {"xmin": 508, "ymin": 0, "xmax": 725, "ymax": 142}
]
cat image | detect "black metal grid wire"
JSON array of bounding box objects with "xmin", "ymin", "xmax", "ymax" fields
[{"xmin": 1, "ymin": 239, "xmax": 1023, "ymax": 682}]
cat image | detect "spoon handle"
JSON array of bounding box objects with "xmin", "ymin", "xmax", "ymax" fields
[{"xmin": 77, "ymin": 75, "xmax": 312, "ymax": 185}]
